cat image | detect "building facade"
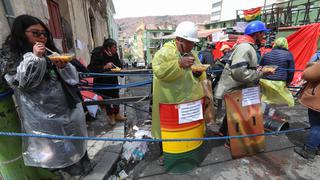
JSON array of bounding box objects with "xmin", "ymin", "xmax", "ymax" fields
[
  {"xmin": 210, "ymin": 0, "xmax": 277, "ymax": 22},
  {"xmin": 106, "ymin": 0, "xmax": 119, "ymax": 42},
  {"xmin": 133, "ymin": 23, "xmax": 146, "ymax": 61},
  {"xmin": 132, "ymin": 23, "xmax": 175, "ymax": 65},
  {"xmin": 211, "ymin": 0, "xmax": 223, "ymax": 22},
  {"xmin": 0, "ymin": 0, "xmax": 112, "ymax": 64}
]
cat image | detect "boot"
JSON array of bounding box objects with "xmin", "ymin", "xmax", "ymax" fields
[
  {"xmin": 294, "ymin": 146, "xmax": 316, "ymax": 160},
  {"xmin": 114, "ymin": 113, "xmax": 127, "ymax": 121},
  {"xmin": 107, "ymin": 114, "xmax": 116, "ymax": 125}
]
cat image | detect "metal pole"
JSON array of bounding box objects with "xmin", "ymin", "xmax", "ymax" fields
[
  {"xmin": 263, "ymin": 0, "xmax": 267, "ymax": 11},
  {"xmin": 1, "ymin": 0, "xmax": 15, "ymax": 28}
]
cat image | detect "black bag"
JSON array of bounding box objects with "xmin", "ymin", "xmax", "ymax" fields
[{"xmin": 54, "ymin": 67, "xmax": 81, "ymax": 109}]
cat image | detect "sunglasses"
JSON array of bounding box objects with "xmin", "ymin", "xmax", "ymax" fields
[{"xmin": 25, "ymin": 31, "xmax": 49, "ymax": 37}]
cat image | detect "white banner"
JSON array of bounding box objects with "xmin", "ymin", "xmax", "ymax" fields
[
  {"xmin": 242, "ymin": 87, "xmax": 260, "ymax": 107},
  {"xmin": 178, "ymin": 100, "xmax": 203, "ymax": 124}
]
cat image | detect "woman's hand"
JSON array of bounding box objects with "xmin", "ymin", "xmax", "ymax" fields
[
  {"xmin": 52, "ymin": 60, "xmax": 67, "ymax": 69},
  {"xmin": 33, "ymin": 42, "xmax": 46, "ymax": 58},
  {"xmin": 104, "ymin": 62, "xmax": 113, "ymax": 70}
]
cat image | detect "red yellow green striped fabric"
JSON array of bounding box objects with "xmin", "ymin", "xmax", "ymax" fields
[{"xmin": 244, "ymin": 7, "xmax": 262, "ymax": 22}]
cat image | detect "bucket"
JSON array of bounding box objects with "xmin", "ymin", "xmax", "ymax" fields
[
  {"xmin": 160, "ymin": 122, "xmax": 200, "ymax": 132},
  {"xmin": 163, "ymin": 144, "xmax": 204, "ymax": 174},
  {"xmin": 264, "ymin": 117, "xmax": 290, "ymax": 132},
  {"xmin": 162, "ymin": 121, "xmax": 204, "ymax": 153},
  {"xmin": 159, "ymin": 99, "xmax": 204, "ymax": 130},
  {"xmin": 0, "ymin": 89, "xmax": 56, "ymax": 179}
]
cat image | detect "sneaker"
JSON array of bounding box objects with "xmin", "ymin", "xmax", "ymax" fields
[{"xmin": 294, "ymin": 146, "xmax": 316, "ymax": 160}]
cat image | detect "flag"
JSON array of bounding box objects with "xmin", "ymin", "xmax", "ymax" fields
[{"xmin": 244, "ymin": 7, "xmax": 262, "ymax": 22}]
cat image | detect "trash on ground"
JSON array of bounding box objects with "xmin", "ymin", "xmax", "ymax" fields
[
  {"xmin": 107, "ymin": 175, "xmax": 118, "ymax": 180},
  {"xmin": 122, "ymin": 141, "xmax": 148, "ymax": 161},
  {"xmin": 118, "ymin": 170, "xmax": 128, "ymax": 179},
  {"xmin": 241, "ymin": 158, "xmax": 250, "ymax": 165},
  {"xmin": 133, "ymin": 125, "xmax": 139, "ymax": 131}
]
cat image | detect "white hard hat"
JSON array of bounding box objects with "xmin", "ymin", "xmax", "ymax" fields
[{"xmin": 174, "ymin": 21, "xmax": 199, "ymax": 43}]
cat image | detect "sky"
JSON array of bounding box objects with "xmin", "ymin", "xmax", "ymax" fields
[{"xmin": 113, "ymin": 0, "xmax": 212, "ymax": 19}]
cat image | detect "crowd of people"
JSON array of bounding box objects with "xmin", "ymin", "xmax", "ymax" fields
[
  {"xmin": 0, "ymin": 13, "xmax": 319, "ymax": 178},
  {"xmin": 152, "ymin": 20, "xmax": 319, "ymax": 162}
]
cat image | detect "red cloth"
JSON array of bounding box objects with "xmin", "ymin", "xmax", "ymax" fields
[
  {"xmin": 236, "ymin": 35, "xmax": 255, "ymax": 44},
  {"xmin": 260, "ymin": 47, "xmax": 272, "ymax": 57},
  {"xmin": 213, "ymin": 41, "xmax": 235, "ymax": 60},
  {"xmin": 77, "ymin": 57, "xmax": 103, "ymax": 101},
  {"xmin": 213, "ymin": 42, "xmax": 224, "ymax": 59},
  {"xmin": 286, "ymin": 23, "xmax": 320, "ymax": 85},
  {"xmin": 243, "ymin": 7, "xmax": 262, "ymax": 16}
]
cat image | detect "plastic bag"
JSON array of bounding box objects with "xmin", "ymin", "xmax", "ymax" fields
[{"xmin": 259, "ymin": 79, "xmax": 294, "ymax": 107}]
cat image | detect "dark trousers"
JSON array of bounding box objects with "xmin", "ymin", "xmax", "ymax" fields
[
  {"xmin": 306, "ymin": 108, "xmax": 320, "ymax": 150},
  {"xmin": 96, "ymin": 89, "xmax": 120, "ymax": 115},
  {"xmin": 219, "ymin": 115, "xmax": 228, "ymax": 136},
  {"xmin": 106, "ymin": 105, "xmax": 120, "ymax": 115}
]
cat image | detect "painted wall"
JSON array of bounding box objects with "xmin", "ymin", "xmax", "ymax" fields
[
  {"xmin": 0, "ymin": 0, "xmax": 109, "ymax": 64},
  {"xmin": 106, "ymin": 0, "xmax": 119, "ymax": 42},
  {"xmin": 0, "ymin": 2, "xmax": 11, "ymax": 45},
  {"xmin": 65, "ymin": 0, "xmax": 107, "ymax": 63},
  {"xmin": 0, "ymin": 0, "xmax": 49, "ymax": 46}
]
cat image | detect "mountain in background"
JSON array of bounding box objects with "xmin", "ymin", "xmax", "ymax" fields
[{"xmin": 116, "ymin": 14, "xmax": 210, "ymax": 36}]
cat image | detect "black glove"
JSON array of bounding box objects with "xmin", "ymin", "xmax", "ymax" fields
[{"xmin": 192, "ymin": 71, "xmax": 203, "ymax": 78}]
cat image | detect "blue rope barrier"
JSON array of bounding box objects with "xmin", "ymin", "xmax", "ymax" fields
[
  {"xmin": 0, "ymin": 127, "xmax": 308, "ymax": 142},
  {"xmin": 80, "ymin": 72, "xmax": 153, "ymax": 78},
  {"xmin": 0, "ymin": 89, "xmax": 13, "ymax": 101},
  {"xmin": 79, "ymin": 68, "xmax": 305, "ymax": 79},
  {"xmin": 206, "ymin": 68, "xmax": 304, "ymax": 74},
  {"xmin": 80, "ymin": 79, "xmax": 152, "ymax": 90},
  {"xmin": 288, "ymin": 86, "xmax": 302, "ymax": 89},
  {"xmin": 277, "ymin": 67, "xmax": 304, "ymax": 72}
]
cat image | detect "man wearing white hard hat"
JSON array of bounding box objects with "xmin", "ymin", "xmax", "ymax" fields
[{"xmin": 151, "ymin": 21, "xmax": 206, "ymax": 165}]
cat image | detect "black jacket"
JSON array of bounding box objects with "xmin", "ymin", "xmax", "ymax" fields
[{"xmin": 87, "ymin": 46, "xmax": 123, "ymax": 98}]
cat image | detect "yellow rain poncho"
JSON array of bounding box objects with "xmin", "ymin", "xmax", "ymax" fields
[
  {"xmin": 151, "ymin": 40, "xmax": 206, "ymax": 139},
  {"xmin": 259, "ymin": 79, "xmax": 295, "ymax": 107},
  {"xmin": 259, "ymin": 37, "xmax": 294, "ymax": 107}
]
